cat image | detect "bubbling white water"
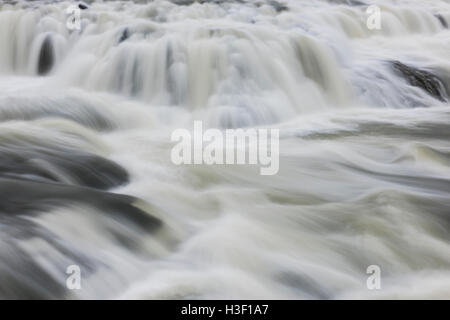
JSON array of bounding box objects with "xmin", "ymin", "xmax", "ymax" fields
[{"xmin": 0, "ymin": 0, "xmax": 450, "ymax": 299}]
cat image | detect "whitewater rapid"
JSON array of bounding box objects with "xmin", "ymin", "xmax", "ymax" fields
[{"xmin": 0, "ymin": 0, "xmax": 450, "ymax": 299}]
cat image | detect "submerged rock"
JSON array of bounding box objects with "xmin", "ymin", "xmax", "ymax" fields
[
  {"xmin": 0, "ymin": 130, "xmax": 161, "ymax": 299},
  {"xmin": 0, "ymin": 129, "xmax": 129, "ymax": 189},
  {"xmin": 328, "ymin": 0, "xmax": 366, "ymax": 5},
  {"xmin": 0, "ymin": 177, "xmax": 161, "ymax": 231},
  {"xmin": 391, "ymin": 61, "xmax": 448, "ymax": 102},
  {"xmin": 0, "ymin": 96, "xmax": 116, "ymax": 131},
  {"xmin": 0, "ymin": 176, "xmax": 162, "ymax": 299},
  {"xmin": 0, "ymin": 147, "xmax": 129, "ymax": 190},
  {"xmin": 171, "ymin": 0, "xmax": 196, "ymax": 5}
]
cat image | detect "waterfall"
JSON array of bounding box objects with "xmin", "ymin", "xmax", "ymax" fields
[
  {"xmin": 1, "ymin": 0, "xmax": 450, "ymax": 299},
  {"xmin": 1, "ymin": 0, "xmax": 449, "ymax": 126}
]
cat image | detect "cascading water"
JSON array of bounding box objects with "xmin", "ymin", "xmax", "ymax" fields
[{"xmin": 0, "ymin": 0, "xmax": 450, "ymax": 299}]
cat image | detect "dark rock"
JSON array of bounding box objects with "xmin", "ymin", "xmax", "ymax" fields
[
  {"xmin": 173, "ymin": 0, "xmax": 244, "ymax": 5},
  {"xmin": 278, "ymin": 271, "xmax": 331, "ymax": 299},
  {"xmin": 269, "ymin": 1, "xmax": 288, "ymax": 12},
  {"xmin": 118, "ymin": 28, "xmax": 129, "ymax": 43},
  {"xmin": 171, "ymin": 0, "xmax": 196, "ymax": 5},
  {"xmin": 0, "ymin": 176, "xmax": 162, "ymax": 299},
  {"xmin": 78, "ymin": 2, "xmax": 88, "ymax": 10},
  {"xmin": 0, "ymin": 177, "xmax": 162, "ymax": 231},
  {"xmin": 0, "ymin": 130, "xmax": 161, "ymax": 299},
  {"xmin": 37, "ymin": 35, "xmax": 54, "ymax": 75},
  {"xmin": 0, "ymin": 240, "xmax": 68, "ymax": 299},
  {"xmin": 329, "ymin": 0, "xmax": 366, "ymax": 5},
  {"xmin": 435, "ymin": 14, "xmax": 448, "ymax": 28},
  {"xmin": 391, "ymin": 61, "xmax": 448, "ymax": 102}
]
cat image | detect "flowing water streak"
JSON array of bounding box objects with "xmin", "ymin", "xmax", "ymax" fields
[{"xmin": 0, "ymin": 0, "xmax": 450, "ymax": 299}]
